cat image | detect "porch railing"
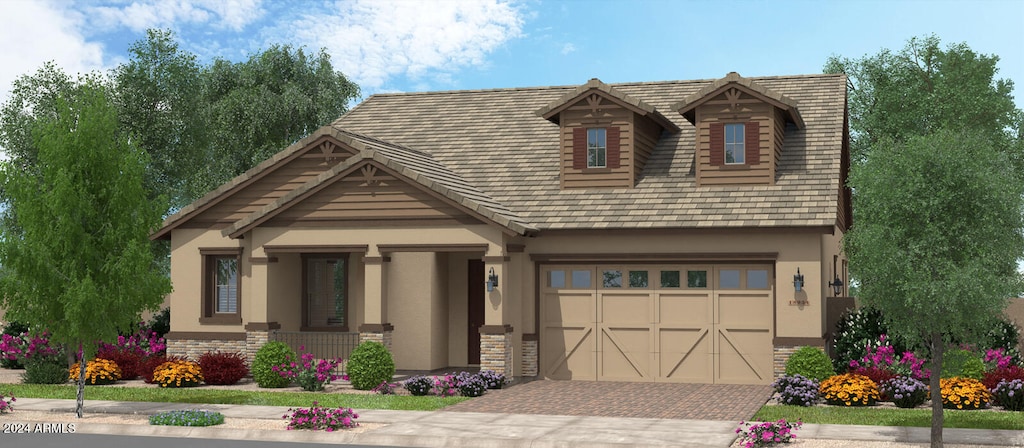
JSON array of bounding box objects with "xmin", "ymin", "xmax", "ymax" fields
[{"xmin": 269, "ymin": 331, "xmax": 361, "ymax": 370}]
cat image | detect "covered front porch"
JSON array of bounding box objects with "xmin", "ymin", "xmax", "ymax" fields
[{"xmin": 241, "ymin": 226, "xmax": 525, "ymax": 375}]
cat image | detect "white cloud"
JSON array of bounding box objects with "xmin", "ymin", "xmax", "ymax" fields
[
  {"xmin": 561, "ymin": 43, "xmax": 576, "ymax": 55},
  {"xmin": 0, "ymin": 1, "xmax": 107, "ymax": 101},
  {"xmin": 288, "ymin": 0, "xmax": 525, "ymax": 90},
  {"xmin": 88, "ymin": 0, "xmax": 265, "ymax": 33}
]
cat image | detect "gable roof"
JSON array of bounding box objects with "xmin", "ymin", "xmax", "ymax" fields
[
  {"xmin": 334, "ymin": 73, "xmax": 846, "ymax": 231},
  {"xmin": 152, "ymin": 126, "xmax": 533, "ymax": 240},
  {"xmin": 155, "ymin": 73, "xmax": 848, "ymax": 239},
  {"xmin": 222, "ymin": 131, "xmax": 535, "ymax": 238},
  {"xmin": 535, "ymin": 78, "xmax": 679, "ymax": 132},
  {"xmin": 672, "ymin": 72, "xmax": 805, "ymax": 128}
]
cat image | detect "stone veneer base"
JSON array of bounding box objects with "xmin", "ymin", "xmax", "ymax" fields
[
  {"xmin": 521, "ymin": 339, "xmax": 538, "ymax": 377},
  {"xmin": 480, "ymin": 332, "xmax": 513, "ymax": 375}
]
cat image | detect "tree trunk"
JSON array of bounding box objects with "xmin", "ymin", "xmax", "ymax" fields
[
  {"xmin": 76, "ymin": 345, "xmax": 85, "ymax": 418},
  {"xmin": 930, "ymin": 332, "xmax": 943, "ymax": 448}
]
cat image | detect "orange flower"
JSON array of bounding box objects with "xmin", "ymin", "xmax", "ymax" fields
[
  {"xmin": 940, "ymin": 377, "xmax": 991, "ymax": 410},
  {"xmin": 152, "ymin": 360, "xmax": 204, "ymax": 388},
  {"xmin": 820, "ymin": 373, "xmax": 880, "ymax": 406}
]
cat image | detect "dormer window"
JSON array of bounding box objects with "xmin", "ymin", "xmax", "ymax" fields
[
  {"xmin": 724, "ymin": 123, "xmax": 745, "ymax": 164},
  {"xmin": 587, "ymin": 128, "xmax": 607, "ymax": 168}
]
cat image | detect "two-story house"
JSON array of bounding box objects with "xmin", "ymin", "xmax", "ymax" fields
[{"xmin": 153, "ymin": 72, "xmax": 852, "ymax": 385}]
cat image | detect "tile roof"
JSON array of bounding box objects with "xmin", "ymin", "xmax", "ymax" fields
[
  {"xmin": 333, "ymin": 73, "xmax": 847, "ymax": 232},
  {"xmin": 673, "ymin": 72, "xmax": 805, "ymax": 128},
  {"xmin": 221, "ymin": 130, "xmax": 535, "ymax": 238},
  {"xmin": 535, "ymin": 78, "xmax": 679, "ymax": 132}
]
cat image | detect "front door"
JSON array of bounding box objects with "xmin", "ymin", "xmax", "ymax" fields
[
  {"xmin": 468, "ymin": 260, "xmax": 485, "ymax": 365},
  {"xmin": 304, "ymin": 255, "xmax": 349, "ymax": 330}
]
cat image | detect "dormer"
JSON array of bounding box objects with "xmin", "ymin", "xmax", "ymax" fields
[
  {"xmin": 673, "ymin": 72, "xmax": 804, "ymax": 186},
  {"xmin": 536, "ymin": 78, "xmax": 678, "ymax": 189}
]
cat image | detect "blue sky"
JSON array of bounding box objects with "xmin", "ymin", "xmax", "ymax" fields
[{"xmin": 0, "ymin": 0, "xmax": 1022, "ymax": 108}]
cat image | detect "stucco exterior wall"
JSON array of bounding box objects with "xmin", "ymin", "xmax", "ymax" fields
[
  {"xmin": 267, "ymin": 253, "xmax": 301, "ymax": 331},
  {"xmin": 168, "ymin": 228, "xmax": 245, "ymax": 335},
  {"xmin": 431, "ymin": 253, "xmax": 450, "ymax": 368},
  {"xmin": 819, "ymin": 228, "xmax": 846, "ymax": 338}
]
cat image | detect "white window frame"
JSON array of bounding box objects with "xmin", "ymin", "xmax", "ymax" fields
[
  {"xmin": 587, "ymin": 128, "xmax": 607, "ymax": 168},
  {"xmin": 724, "ymin": 123, "xmax": 745, "ymax": 165}
]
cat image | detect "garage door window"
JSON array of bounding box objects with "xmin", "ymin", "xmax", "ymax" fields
[
  {"xmin": 629, "ymin": 271, "xmax": 648, "ymax": 288},
  {"xmin": 602, "ymin": 270, "xmax": 623, "ymax": 288},
  {"xmin": 660, "ymin": 270, "xmax": 680, "ymax": 288},
  {"xmin": 549, "ymin": 270, "xmax": 566, "ymax": 288},
  {"xmin": 719, "ymin": 269, "xmax": 741, "ymax": 289},
  {"xmin": 572, "ymin": 270, "xmax": 592, "ymax": 288},
  {"xmin": 747, "ymin": 269, "xmax": 769, "ymax": 289},
  {"xmin": 687, "ymin": 270, "xmax": 708, "ymax": 288}
]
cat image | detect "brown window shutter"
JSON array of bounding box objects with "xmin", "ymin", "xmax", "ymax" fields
[
  {"xmin": 606, "ymin": 126, "xmax": 621, "ymax": 169},
  {"xmin": 745, "ymin": 121, "xmax": 760, "ymax": 165},
  {"xmin": 709, "ymin": 122, "xmax": 725, "ymax": 166},
  {"xmin": 572, "ymin": 127, "xmax": 586, "ymax": 169}
]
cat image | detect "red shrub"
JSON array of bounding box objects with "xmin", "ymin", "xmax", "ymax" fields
[
  {"xmin": 140, "ymin": 354, "xmax": 187, "ymax": 384},
  {"xmin": 97, "ymin": 347, "xmax": 144, "ymax": 380},
  {"xmin": 983, "ymin": 365, "xmax": 1024, "ymax": 391},
  {"xmin": 198, "ymin": 351, "xmax": 249, "ymax": 385},
  {"xmin": 851, "ymin": 366, "xmax": 898, "ymax": 399}
]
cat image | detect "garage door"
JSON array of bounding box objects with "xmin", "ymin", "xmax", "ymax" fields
[{"xmin": 540, "ymin": 264, "xmax": 774, "ymax": 384}]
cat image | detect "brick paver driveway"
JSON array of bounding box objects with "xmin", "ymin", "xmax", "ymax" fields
[{"xmin": 443, "ymin": 380, "xmax": 773, "ymax": 421}]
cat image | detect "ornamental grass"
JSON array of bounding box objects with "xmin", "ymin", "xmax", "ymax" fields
[
  {"xmin": 940, "ymin": 377, "xmax": 991, "ymax": 410},
  {"xmin": 819, "ymin": 373, "xmax": 880, "ymax": 406},
  {"xmin": 153, "ymin": 360, "xmax": 204, "ymax": 388},
  {"xmin": 68, "ymin": 358, "xmax": 122, "ymax": 385}
]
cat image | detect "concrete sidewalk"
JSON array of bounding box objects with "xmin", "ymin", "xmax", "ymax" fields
[{"xmin": 9, "ymin": 398, "xmax": 1024, "ymax": 447}]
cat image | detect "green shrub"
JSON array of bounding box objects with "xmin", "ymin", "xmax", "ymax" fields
[
  {"xmin": 831, "ymin": 307, "xmax": 889, "ymax": 372},
  {"xmin": 252, "ymin": 342, "xmax": 297, "ymax": 388},
  {"xmin": 942, "ymin": 348, "xmax": 985, "ymax": 379},
  {"xmin": 22, "ymin": 358, "xmax": 68, "ymax": 384},
  {"xmin": 149, "ymin": 409, "xmax": 224, "ymax": 426},
  {"xmin": 785, "ymin": 346, "xmax": 836, "ymax": 382},
  {"xmin": 346, "ymin": 341, "xmax": 395, "ymax": 390},
  {"xmin": 145, "ymin": 308, "xmax": 171, "ymax": 340}
]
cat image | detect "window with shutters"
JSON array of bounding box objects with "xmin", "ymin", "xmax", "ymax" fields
[
  {"xmin": 200, "ymin": 248, "xmax": 243, "ymax": 325},
  {"xmin": 709, "ymin": 121, "xmax": 760, "ymax": 167},
  {"xmin": 724, "ymin": 123, "xmax": 745, "ymax": 164},
  {"xmin": 587, "ymin": 128, "xmax": 607, "ymax": 168},
  {"xmin": 571, "ymin": 126, "xmax": 621, "ymax": 171}
]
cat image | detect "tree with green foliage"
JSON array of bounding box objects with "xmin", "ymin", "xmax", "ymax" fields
[
  {"xmin": 0, "ymin": 84, "xmax": 172, "ymax": 417},
  {"xmin": 825, "ymin": 34, "xmax": 1023, "ymax": 171},
  {"xmin": 844, "ymin": 129, "xmax": 1024, "ymax": 447},
  {"xmin": 112, "ymin": 29, "xmax": 207, "ymax": 210},
  {"xmin": 200, "ymin": 43, "xmax": 360, "ymax": 195},
  {"xmin": 2, "ymin": 29, "xmax": 360, "ymax": 213}
]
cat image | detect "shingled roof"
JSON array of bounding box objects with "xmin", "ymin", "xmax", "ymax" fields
[
  {"xmin": 221, "ymin": 130, "xmax": 536, "ymax": 238},
  {"xmin": 333, "ymin": 73, "xmax": 847, "ymax": 231}
]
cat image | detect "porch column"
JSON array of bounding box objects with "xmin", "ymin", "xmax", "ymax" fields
[
  {"xmin": 245, "ymin": 254, "xmax": 280, "ymax": 361},
  {"xmin": 480, "ymin": 255, "xmax": 513, "ymax": 375},
  {"xmin": 358, "ymin": 253, "xmax": 393, "ymax": 351}
]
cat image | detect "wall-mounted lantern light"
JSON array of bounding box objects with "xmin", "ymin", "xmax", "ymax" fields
[
  {"xmin": 486, "ymin": 267, "xmax": 499, "ymax": 292},
  {"xmin": 829, "ymin": 276, "xmax": 844, "ymax": 297},
  {"xmin": 828, "ymin": 255, "xmax": 844, "ymax": 296},
  {"xmin": 793, "ymin": 268, "xmax": 804, "ymax": 292}
]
